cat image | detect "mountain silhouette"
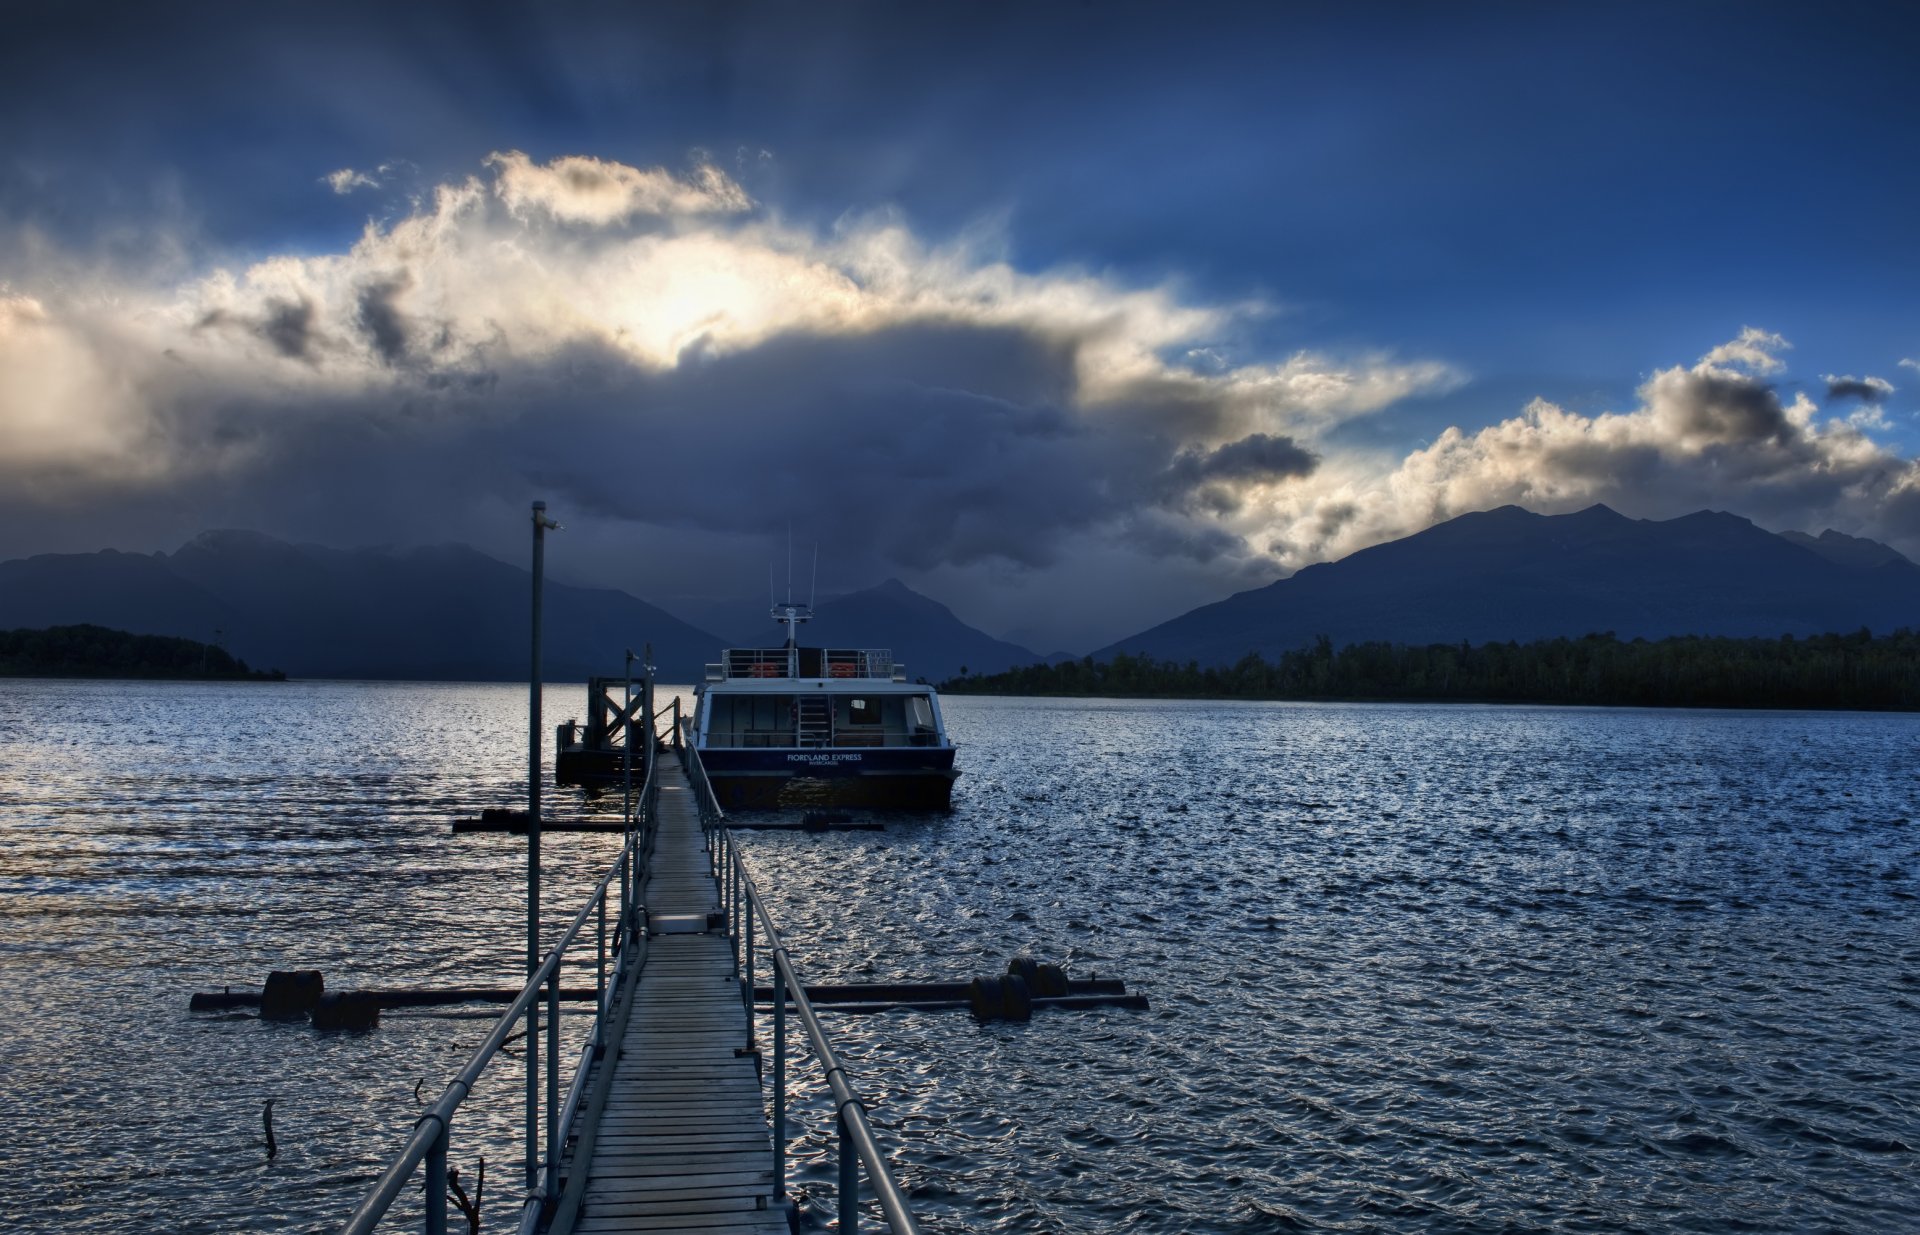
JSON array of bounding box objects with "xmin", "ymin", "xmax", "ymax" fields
[
  {"xmin": 0, "ymin": 531, "xmax": 723, "ymax": 681},
  {"xmin": 1097, "ymin": 505, "xmax": 1920, "ymax": 666}
]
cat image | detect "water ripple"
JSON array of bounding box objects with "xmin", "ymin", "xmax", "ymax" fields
[{"xmin": 0, "ymin": 684, "xmax": 1915, "ymax": 1232}]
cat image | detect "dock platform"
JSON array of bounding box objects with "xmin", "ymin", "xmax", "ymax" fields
[{"xmin": 555, "ymin": 752, "xmax": 787, "ymax": 1235}]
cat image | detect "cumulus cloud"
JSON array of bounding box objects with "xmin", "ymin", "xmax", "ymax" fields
[
  {"xmin": 7, "ymin": 151, "xmax": 1916, "ymax": 643},
  {"xmin": 1159, "ymin": 433, "xmax": 1318, "ymax": 514},
  {"xmin": 1823, "ymin": 373, "xmax": 1894, "ymax": 403},
  {"xmin": 1700, "ymin": 326, "xmax": 1789, "ymax": 374},
  {"xmin": 0, "ymin": 151, "xmax": 1450, "ymax": 593},
  {"xmin": 487, "ymin": 151, "xmax": 751, "ymax": 223},
  {"xmin": 1899, "ymin": 357, "xmax": 1920, "ymax": 374},
  {"xmin": 1229, "ymin": 329, "xmax": 1920, "ymax": 569}
]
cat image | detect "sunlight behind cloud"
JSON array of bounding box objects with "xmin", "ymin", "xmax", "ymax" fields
[{"xmin": 3, "ymin": 151, "xmax": 1915, "ymax": 622}]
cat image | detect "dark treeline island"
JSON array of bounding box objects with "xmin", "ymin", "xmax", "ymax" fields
[
  {"xmin": 0, "ymin": 625, "xmax": 285, "ymax": 681},
  {"xmin": 942, "ymin": 630, "xmax": 1920, "ymax": 711}
]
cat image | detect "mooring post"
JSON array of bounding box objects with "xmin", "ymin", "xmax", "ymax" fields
[
  {"xmin": 526, "ymin": 499, "xmax": 557, "ymax": 1197},
  {"xmin": 838, "ymin": 1110, "xmax": 859, "ymax": 1233}
]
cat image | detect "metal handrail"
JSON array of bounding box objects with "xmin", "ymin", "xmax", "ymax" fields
[
  {"xmin": 343, "ymin": 738, "xmax": 658, "ymax": 1235},
  {"xmin": 681, "ymin": 736, "xmax": 921, "ymax": 1234},
  {"xmin": 713, "ymin": 647, "xmax": 898, "ymax": 680}
]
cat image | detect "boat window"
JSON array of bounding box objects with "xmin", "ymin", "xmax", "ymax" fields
[
  {"xmin": 840, "ymin": 696, "xmax": 881, "ymax": 726},
  {"xmin": 909, "ymin": 696, "xmax": 934, "ymax": 731},
  {"xmin": 708, "ymin": 694, "xmax": 796, "ymax": 746}
]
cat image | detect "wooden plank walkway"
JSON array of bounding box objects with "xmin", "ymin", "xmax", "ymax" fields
[{"xmin": 560, "ymin": 753, "xmax": 786, "ymax": 1235}]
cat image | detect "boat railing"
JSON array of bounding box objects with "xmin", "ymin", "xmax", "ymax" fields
[
  {"xmin": 711, "ymin": 647, "xmax": 900, "ymax": 681},
  {"xmin": 678, "ymin": 727, "xmax": 922, "ymax": 1233},
  {"xmin": 341, "ymin": 737, "xmax": 660, "ymax": 1235}
]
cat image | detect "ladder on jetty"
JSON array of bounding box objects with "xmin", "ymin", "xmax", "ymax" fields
[{"xmin": 342, "ymin": 731, "xmax": 920, "ymax": 1235}]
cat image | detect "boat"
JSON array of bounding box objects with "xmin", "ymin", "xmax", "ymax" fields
[{"xmin": 689, "ymin": 599, "xmax": 958, "ymax": 809}]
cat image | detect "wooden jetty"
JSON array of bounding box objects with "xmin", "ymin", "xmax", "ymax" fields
[
  {"xmin": 551, "ymin": 751, "xmax": 787, "ymax": 1235},
  {"xmin": 342, "ymin": 506, "xmax": 921, "ymax": 1235}
]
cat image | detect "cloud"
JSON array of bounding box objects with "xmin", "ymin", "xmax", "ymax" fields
[
  {"xmin": 0, "ymin": 151, "xmax": 1451, "ymax": 595},
  {"xmin": 486, "ymin": 151, "xmax": 751, "ymax": 224},
  {"xmin": 7, "ymin": 151, "xmax": 1916, "ymax": 644},
  {"xmin": 1700, "ymin": 326, "xmax": 1789, "ymax": 374},
  {"xmin": 324, "ymin": 168, "xmax": 380, "ymax": 195},
  {"xmin": 1823, "ymin": 373, "xmax": 1894, "ymax": 403},
  {"xmin": 1159, "ymin": 433, "xmax": 1318, "ymax": 514},
  {"xmin": 1899, "ymin": 357, "xmax": 1920, "ymax": 374},
  {"xmin": 1229, "ymin": 330, "xmax": 1920, "ymax": 569},
  {"xmin": 355, "ymin": 273, "xmax": 412, "ymax": 365}
]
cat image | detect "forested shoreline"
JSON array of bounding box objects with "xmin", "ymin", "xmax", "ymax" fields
[
  {"xmin": 941, "ymin": 630, "xmax": 1920, "ymax": 711},
  {"xmin": 0, "ymin": 625, "xmax": 285, "ymax": 681}
]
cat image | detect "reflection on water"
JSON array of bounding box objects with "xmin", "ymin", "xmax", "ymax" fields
[{"xmin": 0, "ymin": 681, "xmax": 1914, "ymax": 1232}]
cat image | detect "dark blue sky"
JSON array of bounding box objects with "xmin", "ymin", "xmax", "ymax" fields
[{"xmin": 3, "ymin": 1, "xmax": 1917, "ymax": 647}]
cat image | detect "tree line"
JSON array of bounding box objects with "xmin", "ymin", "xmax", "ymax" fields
[
  {"xmin": 941, "ymin": 629, "xmax": 1920, "ymax": 711},
  {"xmin": 0, "ymin": 625, "xmax": 285, "ymax": 680}
]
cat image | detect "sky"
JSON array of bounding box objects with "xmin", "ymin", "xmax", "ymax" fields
[{"xmin": 2, "ymin": 1, "xmax": 1917, "ymax": 652}]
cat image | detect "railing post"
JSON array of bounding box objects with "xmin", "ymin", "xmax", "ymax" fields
[
  {"xmin": 424, "ymin": 1114, "xmax": 449, "ymax": 1235},
  {"xmin": 545, "ymin": 971, "xmax": 560, "ymax": 1204},
  {"xmin": 838, "ymin": 1110, "xmax": 858, "ymax": 1233},
  {"xmin": 773, "ymin": 964, "xmax": 786, "ymax": 1201},
  {"xmin": 619, "ymin": 841, "xmax": 630, "ymax": 948},
  {"xmin": 743, "ymin": 890, "xmax": 755, "ymax": 1025},
  {"xmin": 596, "ymin": 884, "xmax": 607, "ymax": 1003}
]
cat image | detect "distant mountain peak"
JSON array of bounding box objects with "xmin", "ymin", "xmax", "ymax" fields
[
  {"xmin": 180, "ymin": 528, "xmax": 290, "ymax": 553},
  {"xmin": 1098, "ymin": 502, "xmax": 1920, "ymax": 666},
  {"xmin": 1780, "ymin": 528, "xmax": 1913, "ymax": 570}
]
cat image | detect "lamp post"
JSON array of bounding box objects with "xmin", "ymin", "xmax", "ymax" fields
[{"xmin": 526, "ymin": 499, "xmax": 559, "ymax": 1204}]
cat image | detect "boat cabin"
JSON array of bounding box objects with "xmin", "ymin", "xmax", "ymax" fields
[{"xmin": 699, "ymin": 644, "xmax": 944, "ymax": 747}]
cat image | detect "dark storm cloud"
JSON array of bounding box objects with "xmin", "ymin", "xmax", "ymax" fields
[
  {"xmin": 492, "ymin": 325, "xmax": 1188, "ymax": 572},
  {"xmin": 1155, "ymin": 432, "xmax": 1318, "ymax": 516},
  {"xmin": 1664, "ymin": 370, "xmax": 1793, "ymax": 444},
  {"xmin": 1824, "ymin": 374, "xmax": 1893, "ymax": 404},
  {"xmin": 1166, "ymin": 433, "xmax": 1317, "ymax": 486},
  {"xmin": 261, "ymin": 298, "xmax": 318, "ymax": 361},
  {"xmin": 356, "ymin": 275, "xmax": 412, "ymax": 366}
]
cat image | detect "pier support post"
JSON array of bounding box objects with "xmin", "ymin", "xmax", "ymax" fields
[
  {"xmin": 424, "ymin": 1115, "xmax": 449, "ymax": 1235},
  {"xmin": 838, "ymin": 1110, "xmax": 858, "ymax": 1233}
]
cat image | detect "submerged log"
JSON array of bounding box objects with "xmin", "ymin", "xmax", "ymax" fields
[
  {"xmin": 311, "ymin": 991, "xmax": 380, "ymax": 1031},
  {"xmin": 779, "ymin": 993, "xmax": 1150, "ymax": 1016},
  {"xmin": 751, "ymin": 978, "xmax": 1126, "ymax": 1004},
  {"xmin": 189, "ymin": 985, "xmax": 601, "ymax": 1012},
  {"xmin": 260, "ymin": 970, "xmax": 323, "ymax": 1020}
]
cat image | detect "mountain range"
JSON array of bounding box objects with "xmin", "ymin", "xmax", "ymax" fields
[
  {"xmin": 0, "ymin": 531, "xmax": 721, "ymax": 682},
  {"xmin": 1097, "ymin": 504, "xmax": 1920, "ymax": 665},
  {"xmin": 2, "ymin": 505, "xmax": 1915, "ymax": 682},
  {"xmin": 709, "ymin": 579, "xmax": 1044, "ymax": 684}
]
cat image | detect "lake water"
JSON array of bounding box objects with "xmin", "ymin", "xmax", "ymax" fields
[{"xmin": 0, "ymin": 680, "xmax": 1914, "ymax": 1233}]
